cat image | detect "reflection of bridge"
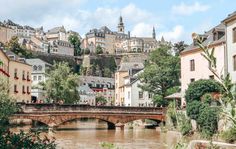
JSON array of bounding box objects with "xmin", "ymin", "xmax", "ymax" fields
[{"xmin": 11, "ymin": 103, "xmax": 166, "ymax": 129}]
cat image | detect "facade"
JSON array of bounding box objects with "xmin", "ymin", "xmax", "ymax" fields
[
  {"xmin": 0, "ymin": 50, "xmax": 32, "ymax": 102},
  {"xmin": 26, "ymin": 58, "xmax": 52, "ymax": 101},
  {"xmin": 0, "ymin": 23, "xmax": 15, "ymax": 44},
  {"xmin": 3, "ymin": 20, "xmax": 35, "ymax": 38},
  {"xmin": 115, "ymin": 62, "xmax": 144, "ymax": 106},
  {"xmin": 82, "ymin": 16, "xmax": 160, "ymax": 54},
  {"xmin": 123, "ymin": 70, "xmax": 153, "ymax": 107},
  {"xmin": 49, "ymin": 40, "xmax": 74, "ymax": 56},
  {"xmin": 222, "ymin": 11, "xmax": 236, "ymax": 83},
  {"xmin": 79, "ymin": 76, "xmax": 115, "ymax": 105},
  {"xmin": 180, "ymin": 23, "xmax": 226, "ymax": 106},
  {"xmin": 77, "ymin": 85, "xmax": 96, "ymax": 105}
]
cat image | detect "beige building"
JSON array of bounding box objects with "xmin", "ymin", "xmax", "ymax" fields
[
  {"xmin": 180, "ymin": 23, "xmax": 226, "ymax": 106},
  {"xmin": 0, "ymin": 49, "xmax": 32, "ymax": 102},
  {"xmin": 115, "ymin": 62, "xmax": 144, "ymax": 106},
  {"xmin": 82, "ymin": 16, "xmax": 160, "ymax": 54},
  {"xmin": 0, "ymin": 23, "xmax": 15, "ymax": 44}
]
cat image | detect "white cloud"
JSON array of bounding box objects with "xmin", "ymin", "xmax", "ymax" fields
[
  {"xmin": 158, "ymin": 25, "xmax": 184, "ymax": 42},
  {"xmin": 172, "ymin": 2, "xmax": 210, "ymax": 16},
  {"xmin": 131, "ymin": 23, "xmax": 154, "ymax": 37}
]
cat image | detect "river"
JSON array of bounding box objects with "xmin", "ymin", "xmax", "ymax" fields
[{"xmin": 12, "ymin": 119, "xmax": 181, "ymax": 149}]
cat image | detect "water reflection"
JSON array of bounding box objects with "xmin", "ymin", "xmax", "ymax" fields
[{"xmin": 11, "ymin": 119, "xmax": 181, "ymax": 149}]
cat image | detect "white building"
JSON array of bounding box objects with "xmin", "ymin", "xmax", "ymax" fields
[
  {"xmin": 77, "ymin": 85, "xmax": 96, "ymax": 105},
  {"xmin": 26, "ymin": 58, "xmax": 52, "ymax": 100},
  {"xmin": 123, "ymin": 71, "xmax": 153, "ymax": 107}
]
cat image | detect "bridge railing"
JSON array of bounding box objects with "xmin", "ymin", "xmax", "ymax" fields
[{"xmin": 17, "ymin": 103, "xmax": 165, "ymax": 115}]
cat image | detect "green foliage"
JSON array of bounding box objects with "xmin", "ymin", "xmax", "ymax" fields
[
  {"xmin": 139, "ymin": 45, "xmax": 180, "ymax": 107},
  {"xmin": 186, "ymin": 100, "xmax": 207, "ymax": 120},
  {"xmin": 96, "ymin": 45, "xmax": 103, "ymax": 54},
  {"xmin": 103, "ymin": 68, "xmax": 112, "ymax": 78},
  {"xmin": 100, "ymin": 142, "xmax": 119, "ymax": 149},
  {"xmin": 221, "ymin": 126, "xmax": 236, "ymax": 143},
  {"xmin": 202, "ymin": 93, "xmax": 214, "ymax": 105},
  {"xmin": 0, "ymin": 77, "xmax": 18, "ymax": 125},
  {"xmin": 96, "ymin": 96, "xmax": 107, "ymax": 105},
  {"xmin": 5, "ymin": 36, "xmax": 33, "ymax": 58},
  {"xmin": 0, "ymin": 130, "xmax": 56, "ymax": 149},
  {"xmin": 43, "ymin": 62, "xmax": 80, "ymax": 104},
  {"xmin": 197, "ymin": 107, "xmax": 219, "ymax": 139},
  {"xmin": 167, "ymin": 102, "xmax": 177, "ymax": 127},
  {"xmin": 173, "ymin": 41, "xmax": 188, "ymax": 56},
  {"xmin": 177, "ymin": 112, "xmax": 192, "ymax": 136},
  {"xmin": 68, "ymin": 34, "xmax": 81, "ymax": 56},
  {"xmin": 84, "ymin": 48, "xmax": 90, "ymax": 55},
  {"xmin": 153, "ymin": 95, "xmax": 168, "ymax": 107},
  {"xmin": 185, "ymin": 79, "xmax": 223, "ymax": 103}
]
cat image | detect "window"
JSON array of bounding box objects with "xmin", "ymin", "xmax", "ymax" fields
[
  {"xmin": 38, "ymin": 76, "xmax": 42, "ymax": 81},
  {"xmin": 209, "ymin": 75, "xmax": 214, "ymax": 79},
  {"xmin": 14, "ymin": 69, "xmax": 18, "ymax": 79},
  {"xmin": 27, "ymin": 86, "xmax": 30, "ymax": 93},
  {"xmin": 233, "ymin": 27, "xmax": 236, "ymax": 43},
  {"xmin": 233, "ymin": 55, "xmax": 236, "ymax": 71},
  {"xmin": 33, "ymin": 75, "xmax": 37, "ymax": 81},
  {"xmin": 190, "ymin": 78, "xmax": 195, "ymax": 82},
  {"xmin": 27, "ymin": 72, "xmax": 30, "ymax": 81},
  {"xmin": 14, "ymin": 85, "xmax": 18, "ymax": 93},
  {"xmin": 22, "ymin": 86, "xmax": 25, "ymax": 94},
  {"xmin": 22, "ymin": 71, "xmax": 25, "ymax": 80},
  {"xmin": 38, "ymin": 65, "xmax": 42, "ymax": 71},
  {"xmin": 33, "ymin": 65, "xmax": 37, "ymax": 71},
  {"xmin": 190, "ymin": 59, "xmax": 195, "ymax": 71},
  {"xmin": 139, "ymin": 91, "xmax": 143, "ymax": 99},
  {"xmin": 128, "ymin": 91, "xmax": 130, "ymax": 99},
  {"xmin": 148, "ymin": 93, "xmax": 152, "ymax": 99}
]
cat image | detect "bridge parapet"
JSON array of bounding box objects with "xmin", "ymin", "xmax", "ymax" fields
[{"xmin": 17, "ymin": 103, "xmax": 165, "ymax": 115}]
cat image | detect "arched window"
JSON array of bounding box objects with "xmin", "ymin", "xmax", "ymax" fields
[
  {"xmin": 38, "ymin": 65, "xmax": 42, "ymax": 71},
  {"xmin": 233, "ymin": 55, "xmax": 236, "ymax": 71},
  {"xmin": 233, "ymin": 27, "xmax": 236, "ymax": 43},
  {"xmin": 33, "ymin": 65, "xmax": 37, "ymax": 71}
]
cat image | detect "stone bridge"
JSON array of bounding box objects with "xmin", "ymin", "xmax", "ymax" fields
[{"xmin": 11, "ymin": 103, "xmax": 166, "ymax": 129}]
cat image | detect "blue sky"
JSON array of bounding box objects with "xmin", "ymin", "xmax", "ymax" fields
[{"xmin": 0, "ymin": 0, "xmax": 235, "ymax": 43}]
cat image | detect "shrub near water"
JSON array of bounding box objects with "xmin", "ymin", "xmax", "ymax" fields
[{"xmin": 185, "ymin": 79, "xmax": 223, "ymax": 103}]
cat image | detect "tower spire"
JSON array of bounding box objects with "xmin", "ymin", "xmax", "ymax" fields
[
  {"xmin": 152, "ymin": 26, "xmax": 156, "ymax": 39},
  {"xmin": 117, "ymin": 16, "xmax": 125, "ymax": 33}
]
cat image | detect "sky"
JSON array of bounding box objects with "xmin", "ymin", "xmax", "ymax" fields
[{"xmin": 0, "ymin": 0, "xmax": 235, "ymax": 43}]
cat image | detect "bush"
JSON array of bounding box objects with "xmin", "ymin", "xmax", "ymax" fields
[
  {"xmin": 186, "ymin": 100, "xmax": 207, "ymax": 120},
  {"xmin": 167, "ymin": 102, "xmax": 177, "ymax": 128},
  {"xmin": 221, "ymin": 127, "xmax": 236, "ymax": 143},
  {"xmin": 177, "ymin": 112, "xmax": 192, "ymax": 136},
  {"xmin": 197, "ymin": 107, "xmax": 219, "ymax": 139},
  {"xmin": 185, "ymin": 79, "xmax": 223, "ymax": 103},
  {"xmin": 84, "ymin": 48, "xmax": 90, "ymax": 55}
]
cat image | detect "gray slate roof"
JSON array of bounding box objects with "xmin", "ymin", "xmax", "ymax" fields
[
  {"xmin": 182, "ymin": 23, "xmax": 225, "ymax": 53},
  {"xmin": 26, "ymin": 58, "xmax": 52, "ymax": 67},
  {"xmin": 79, "ymin": 76, "xmax": 115, "ymax": 85},
  {"xmin": 118, "ymin": 62, "xmax": 144, "ymax": 72}
]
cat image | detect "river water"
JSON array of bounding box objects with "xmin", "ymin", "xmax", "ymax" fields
[{"xmin": 12, "ymin": 119, "xmax": 181, "ymax": 149}]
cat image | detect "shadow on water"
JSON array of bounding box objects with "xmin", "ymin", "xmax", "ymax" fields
[{"xmin": 55, "ymin": 127, "xmax": 109, "ymax": 131}]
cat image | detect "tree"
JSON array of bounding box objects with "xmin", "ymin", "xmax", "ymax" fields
[
  {"xmin": 139, "ymin": 45, "xmax": 180, "ymax": 107},
  {"xmin": 0, "ymin": 76, "xmax": 56, "ymax": 148},
  {"xmin": 185, "ymin": 79, "xmax": 223, "ymax": 103},
  {"xmin": 68, "ymin": 34, "xmax": 81, "ymax": 56},
  {"xmin": 96, "ymin": 45, "xmax": 103, "ymax": 54},
  {"xmin": 96, "ymin": 96, "xmax": 107, "ymax": 106},
  {"xmin": 43, "ymin": 62, "xmax": 80, "ymax": 104},
  {"xmin": 173, "ymin": 41, "xmax": 188, "ymax": 56},
  {"xmin": 84, "ymin": 48, "xmax": 90, "ymax": 55},
  {"xmin": 5, "ymin": 36, "xmax": 32, "ymax": 58},
  {"xmin": 103, "ymin": 68, "xmax": 112, "ymax": 78}
]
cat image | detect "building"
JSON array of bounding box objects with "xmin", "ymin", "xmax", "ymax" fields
[
  {"xmin": 79, "ymin": 76, "xmax": 115, "ymax": 105},
  {"xmin": 26, "ymin": 58, "xmax": 52, "ymax": 101},
  {"xmin": 0, "ymin": 22, "xmax": 15, "ymax": 44},
  {"xmin": 222, "ymin": 11, "xmax": 236, "ymax": 83},
  {"xmin": 0, "ymin": 49, "xmax": 32, "ymax": 102},
  {"xmin": 49, "ymin": 40, "xmax": 74, "ymax": 56},
  {"xmin": 180, "ymin": 23, "xmax": 226, "ymax": 106},
  {"xmin": 123, "ymin": 70, "xmax": 153, "ymax": 107},
  {"xmin": 3, "ymin": 20, "xmax": 35, "ymax": 38},
  {"xmin": 82, "ymin": 16, "xmax": 160, "ymax": 54},
  {"xmin": 77, "ymin": 85, "xmax": 96, "ymax": 105},
  {"xmin": 115, "ymin": 62, "xmax": 144, "ymax": 106}
]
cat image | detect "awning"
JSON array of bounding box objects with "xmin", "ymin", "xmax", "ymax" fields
[{"xmin": 165, "ymin": 92, "xmax": 182, "ymax": 99}]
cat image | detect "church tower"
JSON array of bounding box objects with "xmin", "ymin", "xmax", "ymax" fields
[
  {"xmin": 117, "ymin": 16, "xmax": 125, "ymax": 33},
  {"xmin": 152, "ymin": 26, "xmax": 156, "ymax": 39}
]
